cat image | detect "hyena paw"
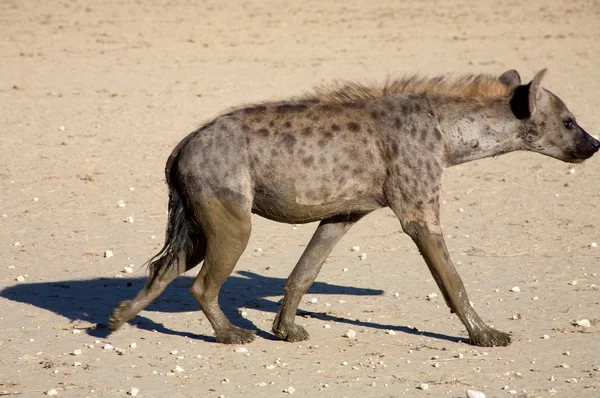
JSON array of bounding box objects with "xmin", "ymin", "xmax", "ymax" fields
[
  {"xmin": 470, "ymin": 327, "xmax": 511, "ymax": 347},
  {"xmin": 215, "ymin": 326, "xmax": 256, "ymax": 344},
  {"xmin": 273, "ymin": 323, "xmax": 310, "ymax": 342},
  {"xmin": 108, "ymin": 300, "xmax": 133, "ymax": 331}
]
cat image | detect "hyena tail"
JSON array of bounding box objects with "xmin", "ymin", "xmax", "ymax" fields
[{"xmin": 146, "ymin": 133, "xmax": 202, "ymax": 283}]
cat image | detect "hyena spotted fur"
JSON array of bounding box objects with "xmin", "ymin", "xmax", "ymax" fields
[{"xmin": 110, "ymin": 69, "xmax": 599, "ymax": 347}]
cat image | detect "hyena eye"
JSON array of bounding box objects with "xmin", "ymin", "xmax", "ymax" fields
[{"xmin": 563, "ymin": 118, "xmax": 574, "ymax": 129}]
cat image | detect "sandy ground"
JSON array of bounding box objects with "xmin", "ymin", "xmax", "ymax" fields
[{"xmin": 1, "ymin": 0, "xmax": 600, "ymax": 396}]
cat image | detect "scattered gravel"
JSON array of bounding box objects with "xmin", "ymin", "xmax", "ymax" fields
[
  {"xmin": 575, "ymin": 319, "xmax": 591, "ymax": 328},
  {"xmin": 466, "ymin": 390, "xmax": 485, "ymax": 398}
]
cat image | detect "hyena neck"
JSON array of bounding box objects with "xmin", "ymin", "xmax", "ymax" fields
[{"xmin": 440, "ymin": 101, "xmax": 522, "ymax": 167}]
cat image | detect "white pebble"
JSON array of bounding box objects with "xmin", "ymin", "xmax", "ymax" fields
[
  {"xmin": 117, "ymin": 200, "xmax": 126, "ymax": 208},
  {"xmin": 394, "ymin": 292, "xmax": 400, "ymax": 297},
  {"xmin": 542, "ymin": 335, "xmax": 550, "ymax": 340},
  {"xmin": 466, "ymin": 390, "xmax": 486, "ymax": 398},
  {"xmin": 284, "ymin": 386, "xmax": 296, "ymax": 394},
  {"xmin": 418, "ymin": 383, "xmax": 429, "ymax": 390},
  {"xmin": 123, "ymin": 266, "xmax": 133, "ymax": 274},
  {"xmin": 387, "ymin": 329, "xmax": 396, "ymax": 335},
  {"xmin": 510, "ymin": 286, "xmax": 520, "ymax": 293},
  {"xmin": 125, "ymin": 216, "xmax": 134, "ymax": 223},
  {"xmin": 103, "ymin": 343, "xmax": 113, "ymax": 350},
  {"xmin": 455, "ymin": 353, "xmax": 464, "ymax": 359},
  {"xmin": 344, "ymin": 329, "xmax": 356, "ymax": 339},
  {"xmin": 310, "ymin": 297, "xmax": 318, "ymax": 304},
  {"xmin": 590, "ymin": 242, "xmax": 597, "ymax": 248},
  {"xmin": 234, "ymin": 347, "xmax": 248, "ymax": 353},
  {"xmin": 13, "ymin": 241, "xmax": 21, "ymax": 246},
  {"xmin": 569, "ymin": 280, "xmax": 577, "ymax": 286},
  {"xmin": 33, "ymin": 197, "xmax": 39, "ymax": 202},
  {"xmin": 16, "ymin": 275, "xmax": 25, "ymax": 282},
  {"xmin": 358, "ymin": 253, "xmax": 367, "ymax": 260},
  {"xmin": 172, "ymin": 365, "xmax": 184, "ymax": 373},
  {"xmin": 46, "ymin": 389, "xmax": 58, "ymax": 396},
  {"xmin": 427, "ymin": 293, "xmax": 438, "ymax": 300},
  {"xmin": 59, "ymin": 126, "xmax": 65, "ymax": 131},
  {"xmin": 509, "ymin": 390, "xmax": 517, "ymax": 395},
  {"xmin": 324, "ymin": 324, "xmax": 331, "ymax": 329},
  {"xmin": 575, "ymin": 319, "xmax": 591, "ymax": 328},
  {"xmin": 72, "ymin": 349, "xmax": 82, "ymax": 356},
  {"xmin": 341, "ymin": 361, "xmax": 348, "ymax": 366},
  {"xmin": 458, "ymin": 208, "xmax": 464, "ymax": 213},
  {"xmin": 104, "ymin": 250, "xmax": 114, "ymax": 258},
  {"xmin": 170, "ymin": 350, "xmax": 178, "ymax": 355},
  {"xmin": 129, "ymin": 187, "xmax": 135, "ymax": 191},
  {"xmin": 343, "ymin": 267, "xmax": 349, "ymax": 272},
  {"xmin": 128, "ymin": 388, "xmax": 139, "ymax": 396},
  {"xmin": 254, "ymin": 247, "xmax": 263, "ymax": 253},
  {"xmin": 129, "ymin": 343, "xmax": 137, "ymax": 348},
  {"xmin": 351, "ymin": 245, "xmax": 360, "ymax": 252},
  {"xmin": 72, "ymin": 329, "xmax": 81, "ymax": 334},
  {"xmin": 73, "ymin": 362, "xmax": 81, "ymax": 367}
]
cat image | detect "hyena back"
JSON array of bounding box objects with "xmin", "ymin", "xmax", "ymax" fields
[{"xmin": 110, "ymin": 69, "xmax": 599, "ymax": 347}]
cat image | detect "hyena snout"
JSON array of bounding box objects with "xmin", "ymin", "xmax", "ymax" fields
[{"xmin": 572, "ymin": 130, "xmax": 600, "ymax": 161}]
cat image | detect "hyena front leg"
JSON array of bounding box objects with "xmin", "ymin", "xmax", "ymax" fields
[{"xmin": 392, "ymin": 203, "xmax": 511, "ymax": 347}]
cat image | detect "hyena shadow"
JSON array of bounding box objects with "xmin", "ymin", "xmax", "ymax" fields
[{"xmin": 0, "ymin": 270, "xmax": 461, "ymax": 343}]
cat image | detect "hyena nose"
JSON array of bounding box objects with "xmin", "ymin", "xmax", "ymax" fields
[{"xmin": 591, "ymin": 137, "xmax": 600, "ymax": 152}]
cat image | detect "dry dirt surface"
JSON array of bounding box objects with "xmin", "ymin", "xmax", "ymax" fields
[{"xmin": 1, "ymin": 0, "xmax": 599, "ymax": 397}]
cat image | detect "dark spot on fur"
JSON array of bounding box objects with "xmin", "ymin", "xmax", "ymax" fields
[
  {"xmin": 362, "ymin": 137, "xmax": 368, "ymax": 144},
  {"xmin": 244, "ymin": 105, "xmax": 267, "ymax": 114},
  {"xmin": 414, "ymin": 103, "xmax": 421, "ymax": 112},
  {"xmin": 371, "ymin": 111, "xmax": 379, "ymax": 120},
  {"xmin": 319, "ymin": 155, "xmax": 326, "ymax": 165},
  {"xmin": 394, "ymin": 118, "xmax": 403, "ymax": 129},
  {"xmin": 302, "ymin": 155, "xmax": 314, "ymax": 166},
  {"xmin": 284, "ymin": 121, "xmax": 292, "ymax": 128},
  {"xmin": 268, "ymin": 120, "xmax": 275, "ymax": 128},
  {"xmin": 331, "ymin": 124, "xmax": 340, "ymax": 132},
  {"xmin": 271, "ymin": 148, "xmax": 280, "ymax": 157},
  {"xmin": 391, "ymin": 142, "xmax": 399, "ymax": 156},
  {"xmin": 282, "ymin": 134, "xmax": 297, "ymax": 152},
  {"xmin": 420, "ymin": 128, "xmax": 429, "ymax": 140},
  {"xmin": 433, "ymin": 127, "xmax": 442, "ymax": 140},
  {"xmin": 348, "ymin": 122, "xmax": 360, "ymax": 132},
  {"xmin": 302, "ymin": 127, "xmax": 313, "ymax": 136},
  {"xmin": 277, "ymin": 103, "xmax": 308, "ymax": 113},
  {"xmin": 258, "ymin": 128, "xmax": 270, "ymax": 137},
  {"xmin": 242, "ymin": 124, "xmax": 250, "ymax": 132}
]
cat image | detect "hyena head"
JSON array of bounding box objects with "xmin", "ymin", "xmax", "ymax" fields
[{"xmin": 502, "ymin": 69, "xmax": 600, "ymax": 163}]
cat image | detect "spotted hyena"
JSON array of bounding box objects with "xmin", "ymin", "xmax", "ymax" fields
[{"xmin": 109, "ymin": 69, "xmax": 599, "ymax": 347}]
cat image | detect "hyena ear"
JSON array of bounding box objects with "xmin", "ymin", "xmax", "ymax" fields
[
  {"xmin": 509, "ymin": 68, "xmax": 548, "ymax": 119},
  {"xmin": 528, "ymin": 68, "xmax": 547, "ymax": 115},
  {"xmin": 498, "ymin": 69, "xmax": 521, "ymax": 90}
]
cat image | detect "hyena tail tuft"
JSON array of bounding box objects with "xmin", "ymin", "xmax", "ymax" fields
[{"xmin": 146, "ymin": 184, "xmax": 200, "ymax": 283}]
